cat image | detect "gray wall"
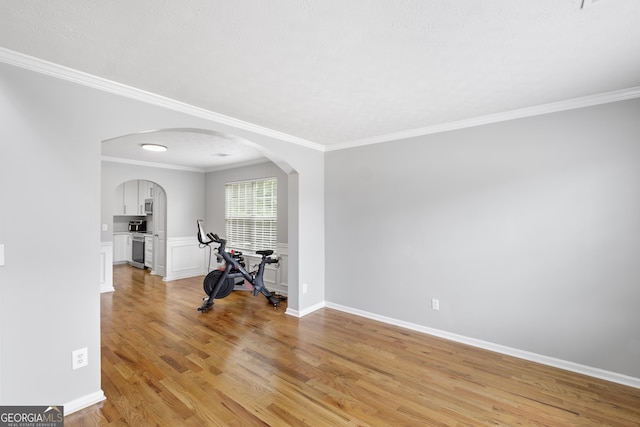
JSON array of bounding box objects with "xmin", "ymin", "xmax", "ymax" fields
[
  {"xmin": 204, "ymin": 161, "xmax": 289, "ymax": 245},
  {"xmin": 325, "ymin": 98, "xmax": 640, "ymax": 378},
  {"xmin": 0, "ymin": 63, "xmax": 103, "ymax": 404},
  {"xmin": 101, "ymin": 162, "xmax": 205, "ymax": 241}
]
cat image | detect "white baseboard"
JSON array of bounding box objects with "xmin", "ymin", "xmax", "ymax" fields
[
  {"xmin": 286, "ymin": 301, "xmax": 326, "ymax": 318},
  {"xmin": 164, "ymin": 270, "xmax": 203, "ymax": 282},
  {"xmin": 63, "ymin": 389, "xmax": 106, "ymax": 415},
  {"xmin": 285, "ymin": 308, "xmax": 300, "ymax": 317},
  {"xmin": 324, "ymin": 302, "xmax": 640, "ymax": 390}
]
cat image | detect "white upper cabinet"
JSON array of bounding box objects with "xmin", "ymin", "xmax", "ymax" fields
[
  {"xmin": 113, "ymin": 183, "xmax": 125, "ymax": 215},
  {"xmin": 114, "ymin": 180, "xmax": 154, "ymax": 216},
  {"xmin": 139, "ymin": 180, "xmax": 153, "ymax": 200},
  {"xmin": 124, "ymin": 180, "xmax": 139, "ymax": 215}
]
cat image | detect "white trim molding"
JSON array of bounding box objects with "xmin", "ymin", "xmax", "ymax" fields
[
  {"xmin": 323, "ymin": 301, "xmax": 640, "ymax": 390},
  {"xmin": 286, "ymin": 301, "xmax": 326, "ymax": 318},
  {"xmin": 63, "ymin": 390, "xmax": 106, "ymax": 415}
]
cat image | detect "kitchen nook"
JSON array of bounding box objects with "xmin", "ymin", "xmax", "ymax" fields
[{"xmin": 112, "ymin": 179, "xmax": 160, "ymax": 271}]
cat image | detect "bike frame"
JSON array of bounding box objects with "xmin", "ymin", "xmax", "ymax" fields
[
  {"xmin": 206, "ymin": 237, "xmax": 277, "ymax": 301},
  {"xmin": 196, "ymin": 220, "xmax": 284, "ymax": 312}
]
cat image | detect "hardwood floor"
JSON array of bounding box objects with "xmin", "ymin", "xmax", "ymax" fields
[{"xmin": 66, "ymin": 265, "xmax": 640, "ymax": 426}]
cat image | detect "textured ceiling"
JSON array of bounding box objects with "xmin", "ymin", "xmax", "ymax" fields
[{"xmin": 1, "ymin": 0, "xmax": 640, "ymax": 165}]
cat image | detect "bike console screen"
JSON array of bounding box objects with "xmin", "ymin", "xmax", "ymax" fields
[{"xmin": 197, "ymin": 219, "xmax": 209, "ymax": 244}]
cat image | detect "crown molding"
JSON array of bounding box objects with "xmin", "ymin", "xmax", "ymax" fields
[
  {"xmin": 3, "ymin": 47, "xmax": 639, "ymax": 154},
  {"xmin": 0, "ymin": 47, "xmax": 325, "ymax": 152},
  {"xmin": 204, "ymin": 158, "xmax": 271, "ymax": 173},
  {"xmin": 325, "ymin": 86, "xmax": 640, "ymax": 151},
  {"xmin": 101, "ymin": 156, "xmax": 206, "ymax": 173},
  {"xmin": 101, "ymin": 155, "xmax": 271, "ymax": 173}
]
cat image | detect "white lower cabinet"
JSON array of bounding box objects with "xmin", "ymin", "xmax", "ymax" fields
[
  {"xmin": 113, "ymin": 234, "xmax": 131, "ymax": 263},
  {"xmin": 144, "ymin": 235, "xmax": 153, "ymax": 268}
]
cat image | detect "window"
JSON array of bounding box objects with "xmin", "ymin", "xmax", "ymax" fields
[{"xmin": 225, "ymin": 177, "xmax": 277, "ymax": 253}]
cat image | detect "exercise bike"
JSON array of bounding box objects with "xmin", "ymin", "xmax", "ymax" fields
[{"xmin": 196, "ymin": 220, "xmax": 287, "ymax": 312}]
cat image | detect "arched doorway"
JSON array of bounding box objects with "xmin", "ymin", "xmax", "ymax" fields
[{"xmin": 101, "ymin": 127, "xmax": 311, "ymax": 313}]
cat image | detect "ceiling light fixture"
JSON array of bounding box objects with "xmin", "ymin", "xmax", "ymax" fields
[{"xmin": 141, "ymin": 144, "xmax": 167, "ymax": 152}]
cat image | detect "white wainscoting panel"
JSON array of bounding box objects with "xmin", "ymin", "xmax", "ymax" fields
[
  {"xmin": 164, "ymin": 236, "xmax": 208, "ymax": 281},
  {"xmin": 162, "ymin": 239, "xmax": 288, "ymax": 289},
  {"xmin": 100, "ymin": 242, "xmax": 114, "ymax": 293},
  {"xmin": 276, "ymin": 243, "xmax": 288, "ymax": 294}
]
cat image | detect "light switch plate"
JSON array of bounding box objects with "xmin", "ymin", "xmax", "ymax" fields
[{"xmin": 0, "ymin": 244, "xmax": 5, "ymax": 266}]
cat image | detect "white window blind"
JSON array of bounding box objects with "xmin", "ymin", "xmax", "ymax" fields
[{"xmin": 225, "ymin": 177, "xmax": 277, "ymax": 253}]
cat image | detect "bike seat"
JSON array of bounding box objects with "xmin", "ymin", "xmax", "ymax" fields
[{"xmin": 256, "ymin": 250, "xmax": 274, "ymax": 257}]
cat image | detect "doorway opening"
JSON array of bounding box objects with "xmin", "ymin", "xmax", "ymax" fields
[{"xmin": 112, "ymin": 179, "xmax": 167, "ymax": 278}]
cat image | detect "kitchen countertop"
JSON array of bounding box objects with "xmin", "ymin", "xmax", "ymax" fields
[{"xmin": 114, "ymin": 231, "xmax": 152, "ymax": 235}]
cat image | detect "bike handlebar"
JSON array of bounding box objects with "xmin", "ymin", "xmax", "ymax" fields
[
  {"xmin": 199, "ymin": 223, "xmax": 276, "ymax": 263},
  {"xmin": 203, "ymin": 232, "xmax": 226, "ymax": 245}
]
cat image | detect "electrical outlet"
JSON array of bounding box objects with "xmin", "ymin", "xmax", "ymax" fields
[
  {"xmin": 302, "ymin": 283, "xmax": 308, "ymax": 294},
  {"xmin": 431, "ymin": 298, "xmax": 440, "ymax": 311},
  {"xmin": 72, "ymin": 347, "xmax": 88, "ymax": 370}
]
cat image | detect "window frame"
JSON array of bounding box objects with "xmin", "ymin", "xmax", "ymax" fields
[{"xmin": 224, "ymin": 177, "xmax": 278, "ymax": 254}]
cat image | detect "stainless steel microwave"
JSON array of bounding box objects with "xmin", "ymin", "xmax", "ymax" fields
[{"xmin": 144, "ymin": 198, "xmax": 153, "ymax": 215}]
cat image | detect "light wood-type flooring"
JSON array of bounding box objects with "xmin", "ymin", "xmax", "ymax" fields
[{"xmin": 66, "ymin": 264, "xmax": 640, "ymax": 426}]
